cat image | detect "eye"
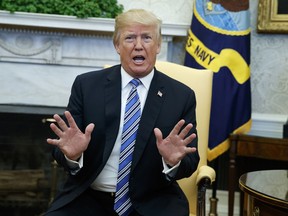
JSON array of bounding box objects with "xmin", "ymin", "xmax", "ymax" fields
[
  {"xmin": 143, "ymin": 35, "xmax": 152, "ymax": 42},
  {"xmin": 125, "ymin": 35, "xmax": 135, "ymax": 43}
]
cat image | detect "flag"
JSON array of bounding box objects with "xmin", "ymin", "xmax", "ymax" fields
[{"xmin": 184, "ymin": 0, "xmax": 252, "ymax": 161}]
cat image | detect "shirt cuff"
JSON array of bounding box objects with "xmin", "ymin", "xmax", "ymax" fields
[
  {"xmin": 162, "ymin": 158, "xmax": 180, "ymax": 175},
  {"xmin": 64, "ymin": 154, "xmax": 84, "ymax": 175}
]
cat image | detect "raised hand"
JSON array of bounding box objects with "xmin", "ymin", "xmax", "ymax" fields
[
  {"xmin": 47, "ymin": 111, "xmax": 95, "ymax": 161},
  {"xmin": 154, "ymin": 119, "xmax": 197, "ymax": 167}
]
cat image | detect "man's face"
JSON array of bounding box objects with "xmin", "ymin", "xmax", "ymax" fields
[{"xmin": 115, "ymin": 24, "xmax": 161, "ymax": 78}]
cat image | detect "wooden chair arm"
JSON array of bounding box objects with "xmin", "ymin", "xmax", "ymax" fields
[
  {"xmin": 196, "ymin": 165, "xmax": 216, "ymax": 185},
  {"xmin": 196, "ymin": 165, "xmax": 216, "ymax": 216}
]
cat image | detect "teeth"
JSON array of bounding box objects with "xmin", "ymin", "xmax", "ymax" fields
[{"xmin": 134, "ymin": 59, "xmax": 143, "ymax": 63}]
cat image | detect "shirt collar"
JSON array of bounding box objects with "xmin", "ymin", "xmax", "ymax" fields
[{"xmin": 121, "ymin": 66, "xmax": 154, "ymax": 90}]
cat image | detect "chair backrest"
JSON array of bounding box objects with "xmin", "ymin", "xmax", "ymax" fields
[{"xmin": 155, "ymin": 61, "xmax": 213, "ymax": 215}]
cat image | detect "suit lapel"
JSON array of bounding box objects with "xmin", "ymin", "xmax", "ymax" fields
[
  {"xmin": 103, "ymin": 66, "xmax": 122, "ymax": 161},
  {"xmin": 131, "ymin": 70, "xmax": 167, "ymax": 171}
]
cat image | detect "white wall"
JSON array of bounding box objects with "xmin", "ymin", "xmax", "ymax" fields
[{"xmin": 118, "ymin": 0, "xmax": 193, "ymax": 24}]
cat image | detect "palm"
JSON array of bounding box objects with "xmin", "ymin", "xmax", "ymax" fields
[
  {"xmin": 158, "ymin": 136, "xmax": 188, "ymax": 163},
  {"xmin": 47, "ymin": 111, "xmax": 95, "ymax": 161},
  {"xmin": 154, "ymin": 120, "xmax": 196, "ymax": 166}
]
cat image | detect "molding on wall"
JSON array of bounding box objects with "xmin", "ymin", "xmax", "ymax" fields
[
  {"xmin": 0, "ymin": 10, "xmax": 189, "ymax": 37},
  {"xmin": 0, "ymin": 10, "xmax": 189, "ymax": 106}
]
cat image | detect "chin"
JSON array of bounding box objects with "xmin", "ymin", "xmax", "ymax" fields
[{"xmin": 131, "ymin": 67, "xmax": 151, "ymax": 77}]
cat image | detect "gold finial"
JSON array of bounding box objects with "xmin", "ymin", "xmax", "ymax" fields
[{"xmin": 207, "ymin": 1, "xmax": 213, "ymax": 11}]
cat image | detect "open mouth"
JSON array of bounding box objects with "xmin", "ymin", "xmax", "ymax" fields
[{"xmin": 133, "ymin": 55, "xmax": 145, "ymax": 63}]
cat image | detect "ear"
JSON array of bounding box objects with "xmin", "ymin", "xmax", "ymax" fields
[
  {"xmin": 115, "ymin": 44, "xmax": 120, "ymax": 54},
  {"xmin": 156, "ymin": 43, "xmax": 161, "ymax": 54}
]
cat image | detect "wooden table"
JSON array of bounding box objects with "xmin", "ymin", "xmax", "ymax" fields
[
  {"xmin": 228, "ymin": 134, "xmax": 288, "ymax": 216},
  {"xmin": 239, "ymin": 170, "xmax": 288, "ymax": 216}
]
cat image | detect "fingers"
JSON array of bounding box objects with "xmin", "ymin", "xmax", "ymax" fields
[
  {"xmin": 53, "ymin": 113, "xmax": 68, "ymax": 132},
  {"xmin": 170, "ymin": 119, "xmax": 185, "ymax": 136},
  {"xmin": 46, "ymin": 111, "xmax": 77, "ymax": 146},
  {"xmin": 46, "ymin": 138, "xmax": 59, "ymax": 146},
  {"xmin": 170, "ymin": 119, "xmax": 195, "ymax": 140},
  {"xmin": 64, "ymin": 111, "xmax": 78, "ymax": 129},
  {"xmin": 178, "ymin": 123, "xmax": 193, "ymax": 139},
  {"xmin": 154, "ymin": 121, "xmax": 196, "ymax": 146},
  {"xmin": 169, "ymin": 120, "xmax": 197, "ymax": 148},
  {"xmin": 52, "ymin": 111, "xmax": 77, "ymax": 132},
  {"xmin": 48, "ymin": 111, "xmax": 73, "ymax": 138},
  {"xmin": 49, "ymin": 122, "xmax": 64, "ymax": 138},
  {"xmin": 185, "ymin": 147, "xmax": 197, "ymax": 154},
  {"xmin": 47, "ymin": 122, "xmax": 63, "ymax": 146},
  {"xmin": 184, "ymin": 132, "xmax": 197, "ymax": 145},
  {"xmin": 85, "ymin": 123, "xmax": 95, "ymax": 138},
  {"xmin": 50, "ymin": 111, "xmax": 78, "ymax": 132}
]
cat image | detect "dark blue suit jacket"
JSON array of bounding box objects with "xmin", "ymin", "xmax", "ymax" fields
[{"xmin": 48, "ymin": 64, "xmax": 199, "ymax": 216}]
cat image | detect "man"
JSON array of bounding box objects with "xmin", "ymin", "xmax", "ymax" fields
[{"xmin": 46, "ymin": 9, "xmax": 199, "ymax": 216}]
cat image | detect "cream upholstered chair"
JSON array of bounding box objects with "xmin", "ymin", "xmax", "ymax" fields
[{"xmin": 155, "ymin": 61, "xmax": 216, "ymax": 216}]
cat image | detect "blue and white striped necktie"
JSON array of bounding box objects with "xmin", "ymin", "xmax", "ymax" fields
[{"xmin": 114, "ymin": 78, "xmax": 141, "ymax": 216}]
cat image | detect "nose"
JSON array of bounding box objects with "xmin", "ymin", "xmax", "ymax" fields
[{"xmin": 134, "ymin": 37, "xmax": 143, "ymax": 50}]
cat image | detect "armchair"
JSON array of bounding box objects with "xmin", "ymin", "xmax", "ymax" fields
[{"xmin": 155, "ymin": 61, "xmax": 216, "ymax": 216}]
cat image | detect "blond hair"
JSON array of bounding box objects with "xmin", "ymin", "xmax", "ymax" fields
[{"xmin": 113, "ymin": 9, "xmax": 162, "ymax": 46}]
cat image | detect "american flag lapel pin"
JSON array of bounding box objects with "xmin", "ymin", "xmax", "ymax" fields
[{"xmin": 157, "ymin": 90, "xmax": 163, "ymax": 97}]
